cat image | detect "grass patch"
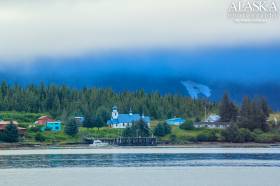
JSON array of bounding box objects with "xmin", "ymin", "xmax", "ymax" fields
[
  {"xmin": 160, "ymin": 126, "xmax": 222, "ymax": 143},
  {"xmin": 0, "ymin": 111, "xmax": 46, "ymax": 124}
]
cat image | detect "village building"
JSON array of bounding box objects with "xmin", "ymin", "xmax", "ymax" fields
[
  {"xmin": 74, "ymin": 116, "xmax": 85, "ymax": 126},
  {"xmin": 193, "ymin": 121, "xmax": 230, "ymax": 129},
  {"xmin": 35, "ymin": 116, "xmax": 55, "ymax": 125},
  {"xmin": 204, "ymin": 114, "xmax": 221, "ymax": 123},
  {"xmin": 194, "ymin": 114, "xmax": 229, "ymax": 129},
  {"xmin": 166, "ymin": 117, "xmax": 185, "ymax": 125},
  {"xmin": 0, "ymin": 120, "xmax": 27, "ymax": 135},
  {"xmin": 35, "ymin": 116, "xmax": 62, "ymax": 132},
  {"xmin": 43, "ymin": 121, "xmax": 62, "ymax": 132},
  {"xmin": 107, "ymin": 106, "xmax": 151, "ymax": 128}
]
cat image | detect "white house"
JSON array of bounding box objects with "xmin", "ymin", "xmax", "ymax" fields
[
  {"xmin": 107, "ymin": 106, "xmax": 151, "ymax": 128},
  {"xmin": 194, "ymin": 122, "xmax": 230, "ymax": 129},
  {"xmin": 205, "ymin": 114, "xmax": 221, "ymax": 122},
  {"xmin": 195, "ymin": 114, "xmax": 229, "ymax": 129}
]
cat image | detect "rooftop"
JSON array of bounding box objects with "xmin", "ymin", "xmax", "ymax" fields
[{"xmin": 108, "ymin": 114, "xmax": 150, "ymax": 125}]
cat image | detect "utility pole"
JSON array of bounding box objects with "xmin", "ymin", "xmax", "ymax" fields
[{"xmin": 204, "ymin": 106, "xmax": 207, "ymax": 121}]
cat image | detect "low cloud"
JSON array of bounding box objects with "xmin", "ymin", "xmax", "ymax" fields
[{"xmin": 0, "ymin": 0, "xmax": 279, "ymax": 61}]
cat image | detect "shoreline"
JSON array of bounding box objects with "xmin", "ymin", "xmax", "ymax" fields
[
  {"xmin": 1, "ymin": 146, "xmax": 280, "ymax": 156},
  {"xmin": 1, "ymin": 142, "xmax": 280, "ymax": 150}
]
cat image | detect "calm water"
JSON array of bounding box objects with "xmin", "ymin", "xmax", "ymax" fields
[{"xmin": 1, "ymin": 153, "xmax": 280, "ymax": 168}]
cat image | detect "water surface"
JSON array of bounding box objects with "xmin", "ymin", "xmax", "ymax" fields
[{"xmin": 1, "ymin": 148, "xmax": 280, "ymax": 168}]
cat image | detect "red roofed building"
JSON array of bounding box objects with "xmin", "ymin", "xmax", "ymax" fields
[
  {"xmin": 36, "ymin": 116, "xmax": 55, "ymax": 125},
  {"xmin": 0, "ymin": 121, "xmax": 27, "ymax": 135}
]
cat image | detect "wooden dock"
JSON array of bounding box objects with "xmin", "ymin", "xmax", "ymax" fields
[{"xmin": 84, "ymin": 137, "xmax": 157, "ymax": 146}]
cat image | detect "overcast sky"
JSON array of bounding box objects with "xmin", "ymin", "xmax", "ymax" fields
[{"xmin": 0, "ymin": 0, "xmax": 279, "ymax": 62}]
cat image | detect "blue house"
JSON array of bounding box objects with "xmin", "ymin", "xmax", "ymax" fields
[
  {"xmin": 43, "ymin": 121, "xmax": 62, "ymax": 132},
  {"xmin": 166, "ymin": 118, "xmax": 185, "ymax": 125},
  {"xmin": 107, "ymin": 106, "xmax": 151, "ymax": 128},
  {"xmin": 74, "ymin": 116, "xmax": 85, "ymax": 126}
]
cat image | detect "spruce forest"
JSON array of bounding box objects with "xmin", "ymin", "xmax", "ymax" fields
[{"xmin": 0, "ymin": 81, "xmax": 216, "ymax": 120}]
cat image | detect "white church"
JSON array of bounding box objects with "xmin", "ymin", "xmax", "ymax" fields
[{"xmin": 107, "ymin": 106, "xmax": 151, "ymax": 128}]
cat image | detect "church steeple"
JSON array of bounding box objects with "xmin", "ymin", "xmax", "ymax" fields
[{"xmin": 112, "ymin": 106, "xmax": 118, "ymax": 119}]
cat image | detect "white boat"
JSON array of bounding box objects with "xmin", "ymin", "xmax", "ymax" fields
[{"xmin": 89, "ymin": 140, "xmax": 109, "ymax": 147}]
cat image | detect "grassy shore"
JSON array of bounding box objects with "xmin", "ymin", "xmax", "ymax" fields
[{"xmin": 1, "ymin": 111, "xmax": 280, "ymax": 146}]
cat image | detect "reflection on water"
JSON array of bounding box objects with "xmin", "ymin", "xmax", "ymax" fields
[{"xmin": 1, "ymin": 153, "xmax": 280, "ymax": 168}]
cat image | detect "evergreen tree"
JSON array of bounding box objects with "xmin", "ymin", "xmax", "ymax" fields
[
  {"xmin": 154, "ymin": 123, "xmax": 165, "ymax": 137},
  {"xmin": 229, "ymin": 102, "xmax": 238, "ymax": 122},
  {"xmin": 122, "ymin": 119, "xmax": 150, "ymax": 137},
  {"xmin": 259, "ymin": 97, "xmax": 270, "ymax": 118},
  {"xmin": 238, "ymin": 96, "xmax": 252, "ymax": 129},
  {"xmin": 163, "ymin": 122, "xmax": 171, "ymax": 134},
  {"xmin": 179, "ymin": 119, "xmax": 194, "ymax": 130},
  {"xmin": 154, "ymin": 122, "xmax": 171, "ymax": 137},
  {"xmin": 222, "ymin": 124, "xmax": 240, "ymax": 142},
  {"xmin": 1, "ymin": 81, "xmax": 8, "ymax": 98},
  {"xmin": 219, "ymin": 92, "xmax": 237, "ymax": 122},
  {"xmin": 2, "ymin": 121, "xmax": 19, "ymax": 142},
  {"xmin": 94, "ymin": 106, "xmax": 110, "ymax": 129},
  {"xmin": 252, "ymin": 98, "xmax": 269, "ymax": 132},
  {"xmin": 239, "ymin": 96, "xmax": 269, "ymax": 132},
  {"xmin": 64, "ymin": 118, "xmax": 78, "ymax": 136},
  {"xmin": 0, "ymin": 80, "xmax": 242, "ymax": 122},
  {"xmin": 83, "ymin": 113, "xmax": 94, "ymax": 128}
]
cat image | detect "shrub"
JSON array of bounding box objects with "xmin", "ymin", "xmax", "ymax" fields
[
  {"xmin": 2, "ymin": 122, "xmax": 19, "ymax": 142},
  {"xmin": 122, "ymin": 119, "xmax": 150, "ymax": 137},
  {"xmin": 254, "ymin": 133, "xmax": 275, "ymax": 143},
  {"xmin": 64, "ymin": 118, "xmax": 79, "ymax": 136},
  {"xmin": 197, "ymin": 133, "xmax": 209, "ymax": 142},
  {"xmin": 195, "ymin": 117, "xmax": 201, "ymax": 122},
  {"xmin": 179, "ymin": 120, "xmax": 194, "ymax": 130},
  {"xmin": 187, "ymin": 136, "xmax": 198, "ymax": 142},
  {"xmin": 253, "ymin": 129, "xmax": 263, "ymax": 135},
  {"xmin": 154, "ymin": 123, "xmax": 165, "ymax": 137},
  {"xmin": 221, "ymin": 124, "xmax": 240, "ymax": 142},
  {"xmin": 29, "ymin": 126, "xmax": 41, "ymax": 133},
  {"xmin": 208, "ymin": 130, "xmax": 219, "ymax": 141},
  {"xmin": 170, "ymin": 134, "xmax": 177, "ymax": 143},
  {"xmin": 45, "ymin": 127, "xmax": 51, "ymax": 131},
  {"xmin": 239, "ymin": 128, "xmax": 253, "ymax": 142},
  {"xmin": 35, "ymin": 132, "xmax": 46, "ymax": 142},
  {"xmin": 154, "ymin": 122, "xmax": 171, "ymax": 137},
  {"xmin": 272, "ymin": 133, "xmax": 280, "ymax": 142}
]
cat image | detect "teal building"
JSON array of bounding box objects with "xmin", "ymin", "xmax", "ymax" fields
[{"xmin": 43, "ymin": 121, "xmax": 62, "ymax": 132}]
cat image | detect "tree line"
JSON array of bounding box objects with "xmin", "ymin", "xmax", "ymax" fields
[
  {"xmin": 219, "ymin": 93, "xmax": 272, "ymax": 142},
  {"xmin": 219, "ymin": 92, "xmax": 271, "ymax": 131},
  {"xmin": 0, "ymin": 81, "xmax": 216, "ymax": 121}
]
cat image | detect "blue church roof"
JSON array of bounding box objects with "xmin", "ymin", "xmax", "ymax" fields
[{"xmin": 107, "ymin": 114, "xmax": 151, "ymax": 125}]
